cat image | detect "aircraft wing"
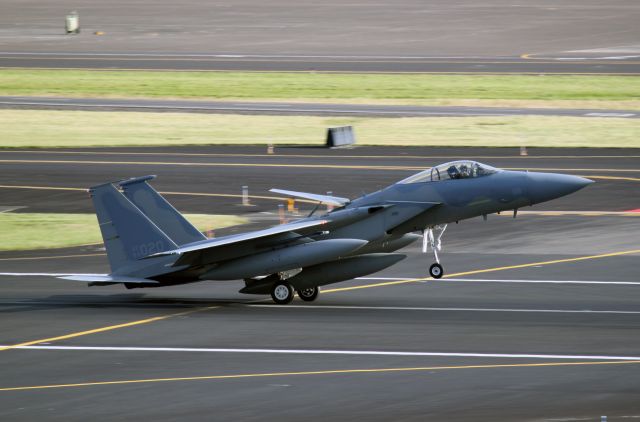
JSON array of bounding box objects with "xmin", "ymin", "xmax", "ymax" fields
[
  {"xmin": 148, "ymin": 219, "xmax": 330, "ymax": 265},
  {"xmin": 270, "ymin": 189, "xmax": 350, "ymax": 206}
]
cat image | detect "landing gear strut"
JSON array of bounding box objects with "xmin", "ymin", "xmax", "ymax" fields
[
  {"xmin": 271, "ymin": 282, "xmax": 294, "ymax": 304},
  {"xmin": 297, "ymin": 286, "xmax": 319, "ymax": 302},
  {"xmin": 423, "ymin": 224, "xmax": 447, "ymax": 279}
]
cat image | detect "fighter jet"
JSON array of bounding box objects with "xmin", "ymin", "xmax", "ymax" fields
[{"xmin": 51, "ymin": 161, "xmax": 592, "ymax": 304}]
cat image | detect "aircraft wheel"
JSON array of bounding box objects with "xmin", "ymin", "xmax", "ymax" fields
[
  {"xmin": 297, "ymin": 287, "xmax": 319, "ymax": 302},
  {"xmin": 429, "ymin": 263, "xmax": 444, "ymax": 279},
  {"xmin": 271, "ymin": 282, "xmax": 294, "ymax": 305}
]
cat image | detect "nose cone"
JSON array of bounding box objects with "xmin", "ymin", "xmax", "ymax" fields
[{"xmin": 527, "ymin": 172, "xmax": 593, "ymax": 205}]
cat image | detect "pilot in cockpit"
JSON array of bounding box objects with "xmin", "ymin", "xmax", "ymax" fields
[
  {"xmin": 459, "ymin": 164, "xmax": 471, "ymax": 178},
  {"xmin": 447, "ymin": 165, "xmax": 460, "ymax": 179}
]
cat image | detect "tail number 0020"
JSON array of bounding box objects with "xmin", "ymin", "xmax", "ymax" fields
[{"xmin": 132, "ymin": 241, "xmax": 165, "ymax": 259}]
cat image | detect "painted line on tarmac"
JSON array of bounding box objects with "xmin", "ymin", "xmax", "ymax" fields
[
  {"xmin": 0, "ymin": 184, "xmax": 86, "ymax": 192},
  {"xmin": 323, "ymin": 249, "xmax": 640, "ymax": 293},
  {"xmin": 0, "ymin": 159, "xmax": 418, "ymax": 171},
  {"xmin": 5, "ymin": 345, "xmax": 640, "ymax": 360},
  {"xmin": 358, "ymin": 277, "xmax": 640, "ymax": 285},
  {"xmin": 582, "ymin": 175, "xmax": 640, "ymax": 182},
  {"xmin": 3, "ymin": 150, "xmax": 638, "ymax": 160},
  {"xmin": 0, "ymin": 184, "xmax": 638, "ymax": 212},
  {"xmin": 0, "ymin": 253, "xmax": 105, "ymax": 261},
  {"xmin": 496, "ymin": 210, "xmax": 640, "ymax": 216},
  {"xmin": 1, "ymin": 360, "xmax": 639, "ymax": 392},
  {"xmin": 0, "ymin": 185, "xmax": 637, "ymax": 215},
  {"xmin": 247, "ymin": 304, "xmax": 640, "ymax": 315},
  {"xmin": 0, "ymin": 272, "xmax": 106, "ymax": 276},
  {"xmin": 0, "ymin": 159, "xmax": 638, "ymax": 173},
  {"xmin": 444, "ymin": 278, "xmax": 640, "ymax": 285},
  {"xmin": 3, "ymin": 250, "xmax": 637, "ymax": 353},
  {"xmin": 0, "ymin": 184, "xmax": 315, "ymax": 203},
  {"xmin": 0, "ymin": 305, "xmax": 218, "ymax": 352}
]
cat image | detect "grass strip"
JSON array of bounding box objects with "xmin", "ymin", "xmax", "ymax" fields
[
  {"xmin": 0, "ymin": 69, "xmax": 639, "ymax": 109},
  {"xmin": 0, "ymin": 109, "xmax": 637, "ymax": 148},
  {"xmin": 0, "ymin": 213, "xmax": 247, "ymax": 251}
]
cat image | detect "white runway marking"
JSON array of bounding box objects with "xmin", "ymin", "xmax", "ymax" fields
[
  {"xmin": 0, "ymin": 273, "xmax": 107, "ymax": 277},
  {"xmin": 246, "ymin": 304, "xmax": 640, "ymax": 315},
  {"xmin": 6, "ymin": 344, "xmax": 640, "ymax": 361},
  {"xmin": 357, "ymin": 277, "xmax": 640, "ymax": 286}
]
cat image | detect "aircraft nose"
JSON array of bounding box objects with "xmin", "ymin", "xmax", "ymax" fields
[{"xmin": 527, "ymin": 172, "xmax": 593, "ymax": 205}]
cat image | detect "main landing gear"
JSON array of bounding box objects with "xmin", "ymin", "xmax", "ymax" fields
[
  {"xmin": 423, "ymin": 224, "xmax": 447, "ymax": 279},
  {"xmin": 271, "ymin": 282, "xmax": 294, "ymax": 304},
  {"xmin": 297, "ymin": 287, "xmax": 320, "ymax": 302},
  {"xmin": 270, "ymin": 282, "xmax": 320, "ymax": 304}
]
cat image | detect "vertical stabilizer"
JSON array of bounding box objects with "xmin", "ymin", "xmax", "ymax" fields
[
  {"xmin": 90, "ymin": 182, "xmax": 178, "ymax": 272},
  {"xmin": 118, "ymin": 175, "xmax": 206, "ymax": 245}
]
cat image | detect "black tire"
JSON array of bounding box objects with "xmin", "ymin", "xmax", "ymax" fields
[
  {"xmin": 271, "ymin": 282, "xmax": 294, "ymax": 304},
  {"xmin": 429, "ymin": 263, "xmax": 444, "ymax": 279},
  {"xmin": 297, "ymin": 287, "xmax": 319, "ymax": 302}
]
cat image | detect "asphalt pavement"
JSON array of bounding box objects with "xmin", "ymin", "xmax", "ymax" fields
[
  {"xmin": 1, "ymin": 96, "xmax": 638, "ymax": 118},
  {"xmin": 0, "ymin": 146, "xmax": 639, "ymax": 421},
  {"xmin": 2, "ymin": 52, "xmax": 639, "ymax": 74},
  {"xmin": 1, "ymin": 0, "xmax": 639, "ymax": 74}
]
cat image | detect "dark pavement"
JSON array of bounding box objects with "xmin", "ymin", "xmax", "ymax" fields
[
  {"xmin": 0, "ymin": 96, "xmax": 637, "ymax": 118},
  {"xmin": 0, "ymin": 146, "xmax": 639, "ymax": 421},
  {"xmin": 1, "ymin": 0, "xmax": 639, "ymax": 74}
]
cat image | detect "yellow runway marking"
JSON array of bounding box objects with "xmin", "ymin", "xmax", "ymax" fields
[
  {"xmin": 0, "ymin": 184, "xmax": 85, "ymax": 192},
  {"xmin": 583, "ymin": 175, "xmax": 640, "ymax": 182},
  {"xmin": 0, "ymin": 306, "xmax": 218, "ymax": 352},
  {"xmin": 161, "ymin": 190, "xmax": 316, "ymax": 204},
  {"xmin": 0, "ymin": 159, "xmax": 638, "ymax": 174},
  {"xmin": 0, "ymin": 158, "xmax": 417, "ymax": 171},
  {"xmin": 1, "ymin": 360, "xmax": 639, "ymax": 392},
  {"xmin": 2, "ymin": 149, "xmax": 639, "ymax": 160},
  {"xmin": 0, "ymin": 184, "xmax": 315, "ymax": 203},
  {"xmin": 0, "ymin": 253, "xmax": 105, "ymax": 261},
  {"xmin": 323, "ymin": 249, "xmax": 640, "ymax": 293}
]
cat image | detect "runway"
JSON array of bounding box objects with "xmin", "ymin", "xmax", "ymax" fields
[
  {"xmin": 2, "ymin": 52, "xmax": 639, "ymax": 74},
  {"xmin": 0, "ymin": 145, "xmax": 639, "ymax": 420},
  {"xmin": 1, "ymin": 96, "xmax": 637, "ymax": 118},
  {"xmin": 0, "ymin": 146, "xmax": 638, "ymax": 214},
  {"xmin": 1, "ymin": 0, "xmax": 639, "ymax": 74}
]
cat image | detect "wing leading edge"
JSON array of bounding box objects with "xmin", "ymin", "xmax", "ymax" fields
[
  {"xmin": 269, "ymin": 189, "xmax": 350, "ymax": 206},
  {"xmin": 148, "ymin": 219, "xmax": 329, "ymax": 260}
]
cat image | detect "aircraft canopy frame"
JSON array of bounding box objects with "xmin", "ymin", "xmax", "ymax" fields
[{"xmin": 398, "ymin": 161, "xmax": 500, "ymax": 184}]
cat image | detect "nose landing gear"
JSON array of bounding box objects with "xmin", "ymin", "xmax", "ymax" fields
[{"xmin": 423, "ymin": 224, "xmax": 447, "ymax": 279}]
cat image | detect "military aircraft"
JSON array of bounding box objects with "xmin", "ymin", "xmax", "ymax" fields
[{"xmin": 9, "ymin": 161, "xmax": 592, "ymax": 304}]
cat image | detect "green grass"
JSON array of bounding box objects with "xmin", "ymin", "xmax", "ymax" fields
[
  {"xmin": 0, "ymin": 109, "xmax": 638, "ymax": 148},
  {"xmin": 0, "ymin": 213, "xmax": 247, "ymax": 251},
  {"xmin": 1, "ymin": 69, "xmax": 639, "ymax": 109}
]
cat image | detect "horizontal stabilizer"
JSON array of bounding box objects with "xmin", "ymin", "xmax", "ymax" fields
[
  {"xmin": 57, "ymin": 275, "xmax": 159, "ymax": 284},
  {"xmin": 270, "ymin": 189, "xmax": 350, "ymax": 206},
  {"xmin": 0, "ymin": 272, "xmax": 158, "ymax": 284}
]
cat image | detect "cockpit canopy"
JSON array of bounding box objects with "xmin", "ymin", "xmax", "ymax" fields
[{"xmin": 398, "ymin": 161, "xmax": 500, "ymax": 184}]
